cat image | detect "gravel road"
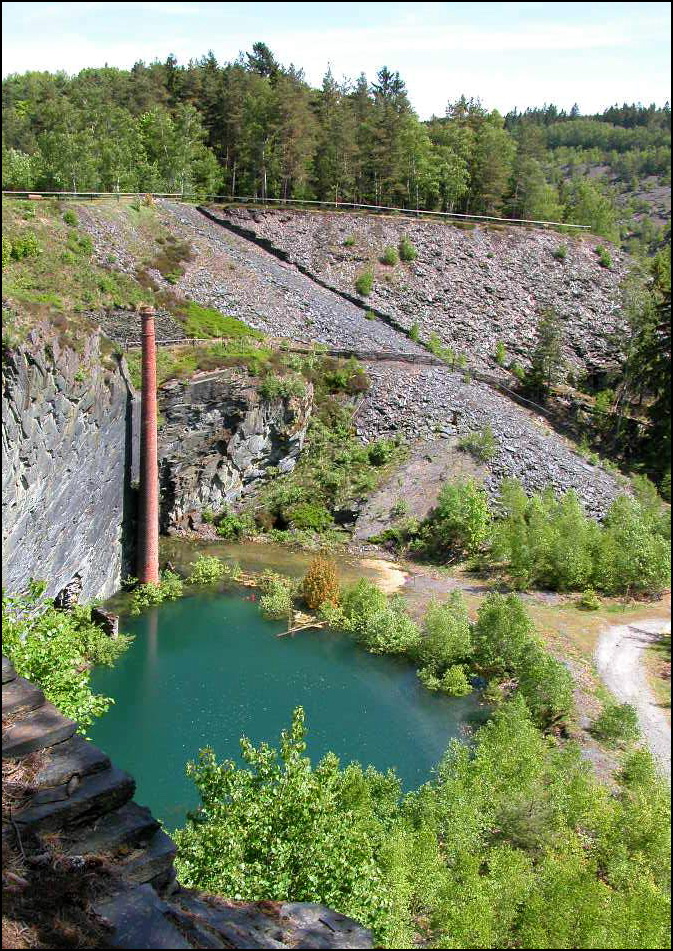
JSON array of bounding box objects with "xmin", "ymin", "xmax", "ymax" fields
[{"xmin": 595, "ymin": 619, "xmax": 671, "ymax": 779}]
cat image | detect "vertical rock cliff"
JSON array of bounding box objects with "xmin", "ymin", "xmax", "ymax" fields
[{"xmin": 2, "ymin": 326, "xmax": 136, "ymax": 601}]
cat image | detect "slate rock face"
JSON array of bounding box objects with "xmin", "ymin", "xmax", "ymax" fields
[
  {"xmin": 1, "ymin": 325, "xmax": 136, "ymax": 601},
  {"xmin": 215, "ymin": 207, "xmax": 629, "ymax": 376},
  {"xmin": 157, "ymin": 368, "xmax": 313, "ymax": 529}
]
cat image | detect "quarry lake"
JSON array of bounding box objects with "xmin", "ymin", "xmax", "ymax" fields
[{"xmin": 89, "ymin": 587, "xmax": 488, "ymax": 829}]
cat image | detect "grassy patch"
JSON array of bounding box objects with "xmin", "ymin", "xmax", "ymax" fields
[{"xmin": 171, "ymin": 300, "xmax": 265, "ymax": 340}]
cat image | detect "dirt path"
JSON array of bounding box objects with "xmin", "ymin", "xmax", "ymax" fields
[{"xmin": 595, "ymin": 619, "xmax": 671, "ymax": 779}]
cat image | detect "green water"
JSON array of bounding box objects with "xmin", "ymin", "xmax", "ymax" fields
[{"xmin": 90, "ymin": 586, "xmax": 488, "ymax": 830}]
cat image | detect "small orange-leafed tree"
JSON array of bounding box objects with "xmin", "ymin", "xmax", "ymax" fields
[{"xmin": 301, "ymin": 556, "xmax": 340, "ymax": 610}]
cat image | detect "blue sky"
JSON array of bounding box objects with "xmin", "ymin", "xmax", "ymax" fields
[{"xmin": 2, "ymin": 2, "xmax": 670, "ymax": 118}]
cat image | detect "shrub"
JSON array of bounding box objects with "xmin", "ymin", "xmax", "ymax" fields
[
  {"xmin": 367, "ymin": 438, "xmax": 399, "ymax": 466},
  {"xmin": 258, "ymin": 376, "xmax": 306, "ymax": 399},
  {"xmin": 458, "ymin": 425, "xmax": 498, "ymax": 462},
  {"xmin": 343, "ymin": 235, "xmax": 356, "ymax": 247},
  {"xmin": 188, "ymin": 555, "xmax": 228, "ymax": 585},
  {"xmin": 591, "ymin": 702, "xmax": 639, "ymax": 746},
  {"xmin": 380, "ymin": 245, "xmax": 399, "ymax": 266},
  {"xmin": 11, "ymin": 230, "xmax": 42, "ymax": 260},
  {"xmin": 339, "ymin": 580, "xmax": 420, "ymax": 655},
  {"xmin": 418, "ymin": 479, "xmax": 492, "ymax": 560},
  {"xmin": 577, "ymin": 588, "xmax": 601, "ymax": 610},
  {"xmin": 2, "ymin": 236, "xmax": 12, "ymax": 267},
  {"xmin": 416, "ymin": 593, "xmax": 472, "ymax": 673},
  {"xmin": 216, "ymin": 512, "xmax": 257, "ymax": 540},
  {"xmin": 128, "ymin": 571, "xmax": 184, "ymax": 614},
  {"xmin": 355, "ymin": 271, "xmax": 374, "ymax": 296},
  {"xmin": 302, "ymin": 556, "xmax": 340, "ymax": 610},
  {"xmin": 399, "ymin": 236, "xmax": 417, "ymax": 261},
  {"xmin": 260, "ymin": 579, "xmax": 294, "ymax": 621},
  {"xmin": 409, "ymin": 322, "xmax": 420, "ymax": 342},
  {"xmin": 494, "ymin": 341, "xmax": 507, "ymax": 366},
  {"xmin": 62, "ymin": 209, "xmax": 78, "ymax": 226},
  {"xmin": 286, "ymin": 502, "xmax": 333, "ymax": 532},
  {"xmin": 595, "ymin": 245, "xmax": 612, "ymax": 268},
  {"xmin": 2, "ymin": 581, "xmax": 131, "ymax": 728},
  {"xmin": 552, "ymin": 244, "xmax": 567, "ymax": 261}
]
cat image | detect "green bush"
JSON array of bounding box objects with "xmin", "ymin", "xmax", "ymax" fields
[
  {"xmin": 188, "ymin": 554, "xmax": 228, "ymax": 585},
  {"xmin": 355, "ymin": 271, "xmax": 374, "ymax": 296},
  {"xmin": 409, "ymin": 322, "xmax": 420, "ymax": 342},
  {"xmin": 62, "ymin": 209, "xmax": 78, "ymax": 226},
  {"xmin": 399, "ymin": 236, "xmax": 417, "ymax": 261},
  {"xmin": 595, "ymin": 245, "xmax": 613, "ymax": 268},
  {"xmin": 343, "ymin": 235, "xmax": 356, "ymax": 247},
  {"xmin": 128, "ymin": 571, "xmax": 184, "ymax": 615},
  {"xmin": 285, "ymin": 501, "xmax": 332, "ymax": 531},
  {"xmin": 259, "ymin": 578, "xmax": 294, "ymax": 620},
  {"xmin": 340, "ymin": 579, "xmax": 420, "ymax": 655},
  {"xmin": 577, "ymin": 587, "xmax": 601, "ymax": 610},
  {"xmin": 552, "ymin": 244, "xmax": 567, "ymax": 261},
  {"xmin": 458, "ymin": 425, "xmax": 498, "ymax": 462},
  {"xmin": 2, "ymin": 235, "xmax": 12, "ymax": 267},
  {"xmin": 215, "ymin": 512, "xmax": 257, "ymax": 540},
  {"xmin": 494, "ymin": 341, "xmax": 507, "ymax": 366},
  {"xmin": 2, "ymin": 581, "xmax": 131, "ymax": 728},
  {"xmin": 258, "ymin": 375, "xmax": 306, "ymax": 399},
  {"xmin": 591, "ymin": 702, "xmax": 640, "ymax": 746},
  {"xmin": 367, "ymin": 438, "xmax": 399, "ymax": 466},
  {"xmin": 416, "ymin": 593, "xmax": 472, "ymax": 673},
  {"xmin": 380, "ymin": 245, "xmax": 399, "ymax": 266},
  {"xmin": 11, "ymin": 230, "xmax": 42, "ymax": 260},
  {"xmin": 416, "ymin": 479, "xmax": 492, "ymax": 561}
]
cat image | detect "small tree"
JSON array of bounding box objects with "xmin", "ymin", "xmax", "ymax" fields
[
  {"xmin": 302, "ymin": 556, "xmax": 340, "ymax": 610},
  {"xmin": 525, "ymin": 307, "xmax": 566, "ymax": 402}
]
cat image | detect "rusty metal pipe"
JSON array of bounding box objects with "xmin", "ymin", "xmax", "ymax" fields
[{"xmin": 137, "ymin": 305, "xmax": 159, "ymax": 584}]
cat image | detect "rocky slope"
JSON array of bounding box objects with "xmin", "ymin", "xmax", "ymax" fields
[
  {"xmin": 158, "ymin": 369, "xmax": 313, "ymax": 530},
  {"xmin": 1, "ymin": 326, "xmax": 136, "ymax": 602},
  {"xmin": 212, "ymin": 206, "xmax": 630, "ymax": 377}
]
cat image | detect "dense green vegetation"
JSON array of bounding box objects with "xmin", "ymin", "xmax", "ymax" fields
[
  {"xmin": 3, "ymin": 48, "xmax": 669, "ymax": 250},
  {"xmin": 175, "ymin": 700, "xmax": 670, "ymax": 948},
  {"xmin": 378, "ymin": 476, "xmax": 671, "ymax": 596},
  {"xmin": 2, "ymin": 581, "xmax": 132, "ymax": 728}
]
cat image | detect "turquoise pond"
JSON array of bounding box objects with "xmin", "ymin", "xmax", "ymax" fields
[{"xmin": 89, "ymin": 587, "xmax": 488, "ymax": 830}]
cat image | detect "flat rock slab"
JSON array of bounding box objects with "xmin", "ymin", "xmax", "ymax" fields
[
  {"xmin": 2, "ymin": 655, "xmax": 17, "ymax": 683},
  {"xmin": 280, "ymin": 903, "xmax": 374, "ymax": 949},
  {"xmin": 61, "ymin": 800, "xmax": 159, "ymax": 856},
  {"xmin": 94, "ymin": 884, "xmax": 192, "ymax": 950},
  {"xmin": 2, "ymin": 676, "xmax": 45, "ymax": 718},
  {"xmin": 173, "ymin": 892, "xmax": 287, "ymax": 949},
  {"xmin": 14, "ymin": 765, "xmax": 135, "ymax": 832},
  {"xmin": 33, "ymin": 734, "xmax": 110, "ymax": 788},
  {"xmin": 2, "ymin": 701, "xmax": 76, "ymax": 758},
  {"xmin": 120, "ymin": 828, "xmax": 177, "ymax": 884}
]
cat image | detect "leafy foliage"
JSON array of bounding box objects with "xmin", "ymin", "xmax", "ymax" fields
[
  {"xmin": 355, "ymin": 270, "xmax": 374, "ymax": 296},
  {"xmin": 187, "ymin": 554, "xmax": 230, "ymax": 585},
  {"xmin": 380, "ymin": 245, "xmax": 399, "ymax": 265},
  {"xmin": 127, "ymin": 571, "xmax": 184, "ymax": 615},
  {"xmin": 174, "ymin": 700, "xmax": 671, "ymax": 949},
  {"xmin": 591, "ymin": 702, "xmax": 640, "ymax": 746},
  {"xmin": 458, "ymin": 424, "xmax": 498, "ymax": 462},
  {"xmin": 2, "ymin": 581, "xmax": 131, "ymax": 728}
]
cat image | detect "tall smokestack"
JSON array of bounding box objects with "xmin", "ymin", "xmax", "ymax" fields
[{"xmin": 138, "ymin": 305, "xmax": 160, "ymax": 584}]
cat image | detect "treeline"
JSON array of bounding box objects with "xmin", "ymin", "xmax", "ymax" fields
[{"xmin": 2, "ymin": 44, "xmax": 670, "ymax": 239}]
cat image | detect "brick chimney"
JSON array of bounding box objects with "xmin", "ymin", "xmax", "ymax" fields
[{"xmin": 137, "ymin": 305, "xmax": 160, "ymax": 584}]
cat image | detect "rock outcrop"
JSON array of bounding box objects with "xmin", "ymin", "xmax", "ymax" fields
[
  {"xmin": 2, "ymin": 658, "xmax": 374, "ymax": 950},
  {"xmin": 1, "ymin": 326, "xmax": 136, "ymax": 601},
  {"xmin": 212, "ymin": 206, "xmax": 629, "ymax": 377},
  {"xmin": 158, "ymin": 369, "xmax": 313, "ymax": 529}
]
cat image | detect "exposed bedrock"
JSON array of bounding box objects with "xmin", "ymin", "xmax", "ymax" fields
[
  {"xmin": 157, "ymin": 369, "xmax": 313, "ymax": 529},
  {"xmin": 1, "ymin": 327, "xmax": 136, "ymax": 601},
  {"xmin": 213, "ymin": 207, "xmax": 629, "ymax": 376}
]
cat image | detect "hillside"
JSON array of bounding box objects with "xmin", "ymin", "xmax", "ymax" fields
[{"xmin": 210, "ymin": 206, "xmax": 630, "ymax": 377}]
